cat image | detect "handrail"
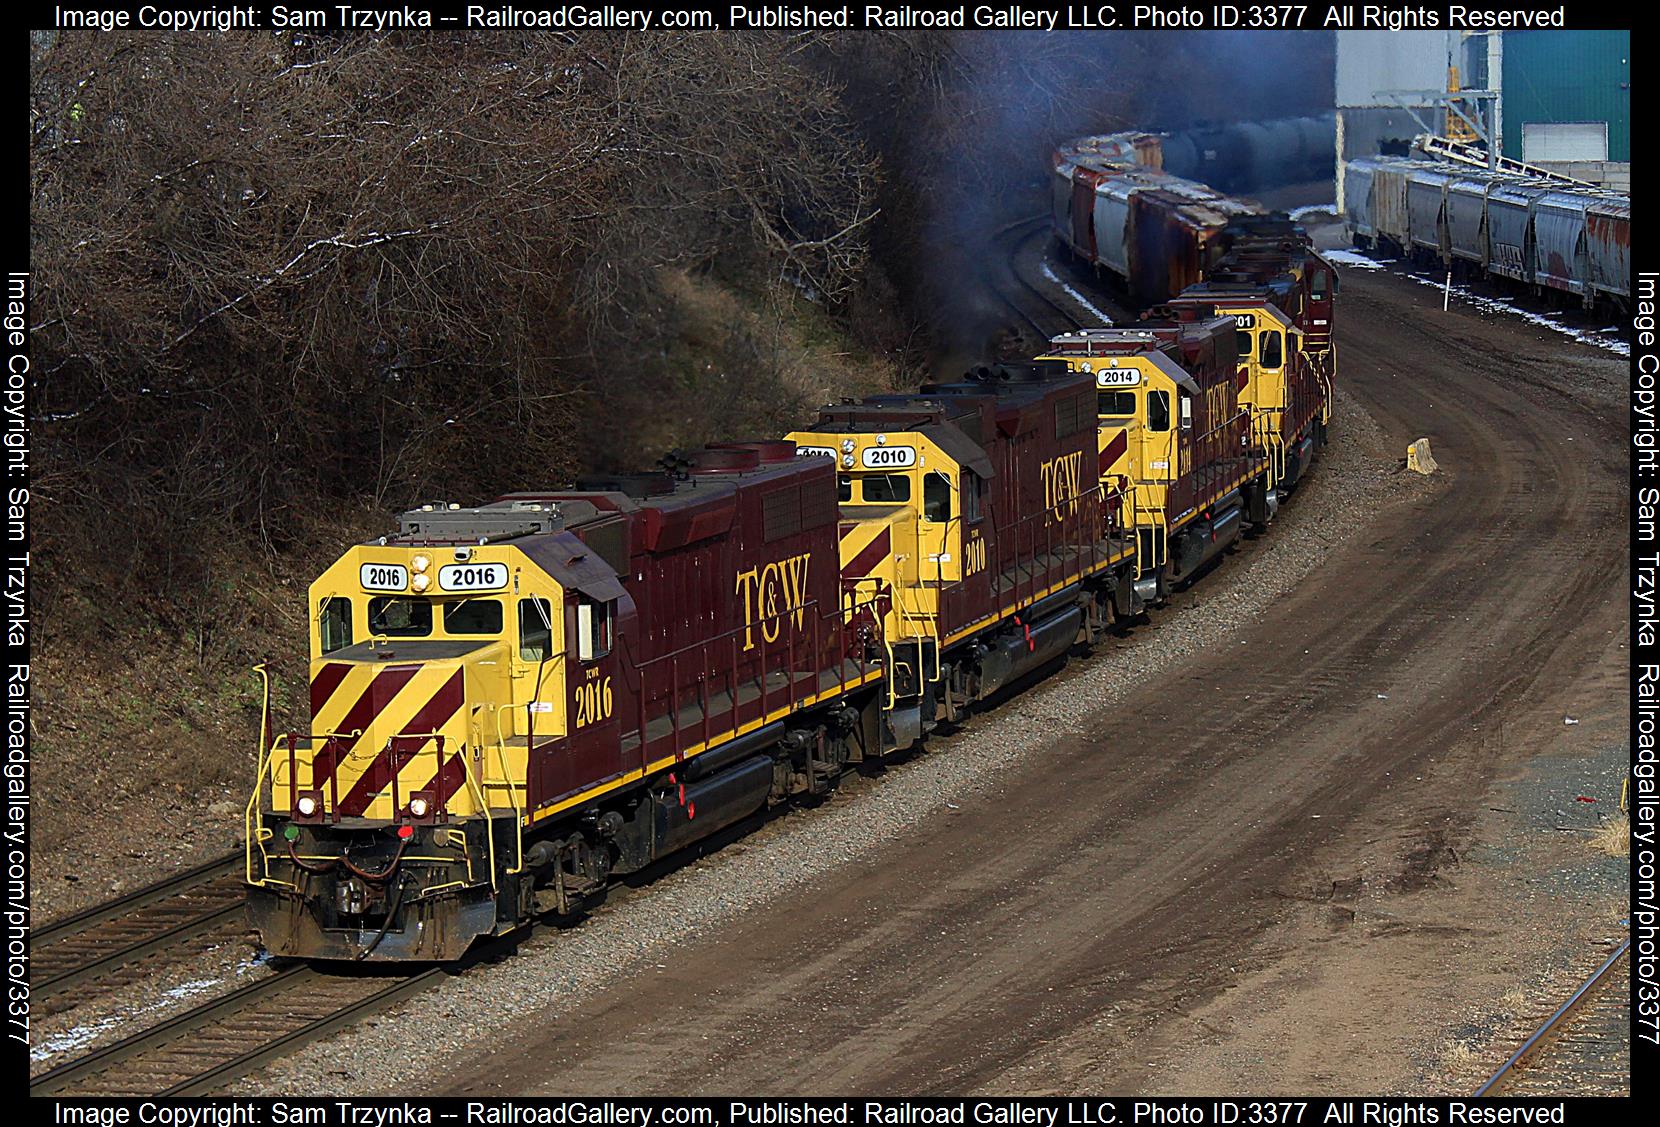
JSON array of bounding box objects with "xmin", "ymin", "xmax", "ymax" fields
[{"xmin": 245, "ymin": 737, "xmax": 288, "ymax": 889}]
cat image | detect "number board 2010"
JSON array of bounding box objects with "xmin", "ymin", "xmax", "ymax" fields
[
  {"xmin": 861, "ymin": 445, "xmax": 916, "ymax": 469},
  {"xmin": 438, "ymin": 562, "xmax": 508, "ymax": 592}
]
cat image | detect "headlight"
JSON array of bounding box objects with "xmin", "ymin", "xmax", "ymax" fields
[
  {"xmin": 408, "ymin": 797, "xmax": 429, "ymax": 818},
  {"xmin": 296, "ymin": 795, "xmax": 317, "ymax": 816},
  {"xmin": 411, "ymin": 554, "xmax": 431, "ymax": 574},
  {"xmin": 411, "ymin": 572, "xmax": 431, "ymax": 592},
  {"xmin": 841, "ymin": 438, "xmax": 855, "ymax": 453},
  {"xmin": 842, "ymin": 454, "xmax": 855, "ymax": 468}
]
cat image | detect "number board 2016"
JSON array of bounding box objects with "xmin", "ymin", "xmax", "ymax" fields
[
  {"xmin": 861, "ymin": 445, "xmax": 916, "ymax": 469},
  {"xmin": 438, "ymin": 562, "xmax": 509, "ymax": 592},
  {"xmin": 360, "ymin": 562, "xmax": 409, "ymax": 592}
]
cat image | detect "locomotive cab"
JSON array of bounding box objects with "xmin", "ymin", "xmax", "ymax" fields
[
  {"xmin": 787, "ymin": 422, "xmax": 987, "ymax": 625},
  {"xmin": 1039, "ymin": 322, "xmax": 1249, "ymax": 588}
]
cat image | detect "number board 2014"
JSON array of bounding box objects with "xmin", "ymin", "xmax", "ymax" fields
[
  {"xmin": 1094, "ymin": 368, "xmax": 1140, "ymax": 387},
  {"xmin": 861, "ymin": 445, "xmax": 916, "ymax": 469},
  {"xmin": 438, "ymin": 562, "xmax": 508, "ymax": 592},
  {"xmin": 360, "ymin": 562, "xmax": 409, "ymax": 592}
]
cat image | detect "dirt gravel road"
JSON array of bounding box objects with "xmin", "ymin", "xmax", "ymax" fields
[{"xmin": 431, "ymin": 263, "xmax": 1627, "ymax": 1095}]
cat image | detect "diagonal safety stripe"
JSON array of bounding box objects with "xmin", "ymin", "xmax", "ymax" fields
[
  {"xmin": 335, "ymin": 669, "xmax": 466, "ymax": 817},
  {"xmin": 841, "ymin": 526, "xmax": 892, "ymax": 579},
  {"xmin": 309, "ymin": 662, "xmax": 352, "ymax": 718},
  {"xmin": 1098, "ymin": 429, "xmax": 1128, "ymax": 476},
  {"xmin": 309, "ymin": 664, "xmax": 420, "ymax": 788},
  {"xmin": 410, "ymin": 752, "xmax": 471, "ymax": 814}
]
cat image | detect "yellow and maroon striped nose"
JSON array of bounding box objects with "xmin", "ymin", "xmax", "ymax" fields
[
  {"xmin": 838, "ymin": 522, "xmax": 892, "ymax": 578},
  {"xmin": 306, "ymin": 662, "xmax": 467, "ymax": 818},
  {"xmin": 1099, "ymin": 429, "xmax": 1129, "ymax": 477}
]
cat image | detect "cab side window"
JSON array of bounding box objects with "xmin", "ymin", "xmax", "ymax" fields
[
  {"xmin": 961, "ymin": 473, "xmax": 982, "ymax": 524},
  {"xmin": 1310, "ymin": 269, "xmax": 1329, "ymax": 301},
  {"xmin": 862, "ymin": 474, "xmax": 911, "ymax": 503},
  {"xmin": 575, "ymin": 596, "xmax": 613, "ymax": 662},
  {"xmin": 923, "ymin": 472, "xmax": 952, "ymax": 523},
  {"xmin": 319, "ymin": 597, "xmax": 353, "ymax": 653},
  {"xmin": 1236, "ymin": 331, "xmax": 1253, "ymax": 360},
  {"xmin": 1261, "ymin": 330, "xmax": 1283, "ymax": 369},
  {"xmin": 1146, "ymin": 390, "xmax": 1171, "ymax": 433}
]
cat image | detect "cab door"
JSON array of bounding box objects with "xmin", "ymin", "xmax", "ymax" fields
[
  {"xmin": 915, "ymin": 469, "xmax": 962, "ymax": 586},
  {"xmin": 1138, "ymin": 380, "xmax": 1177, "ymax": 488},
  {"xmin": 555, "ymin": 592, "xmax": 626, "ymax": 800}
]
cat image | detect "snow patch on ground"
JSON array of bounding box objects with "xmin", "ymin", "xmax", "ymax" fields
[
  {"xmin": 1323, "ymin": 249, "xmax": 1386, "ymax": 271},
  {"xmin": 1040, "ymin": 262, "xmax": 1118, "ymax": 325},
  {"xmin": 1328, "ymin": 250, "xmax": 1628, "ymax": 357},
  {"xmin": 1290, "ymin": 203, "xmax": 1337, "ymax": 221},
  {"xmin": 30, "ymin": 1016, "xmax": 125, "ymax": 1063},
  {"xmin": 163, "ymin": 978, "xmax": 225, "ymax": 1002},
  {"xmin": 28, "ymin": 958, "xmax": 272, "ymax": 1067}
]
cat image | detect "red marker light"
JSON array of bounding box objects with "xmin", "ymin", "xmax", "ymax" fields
[{"xmin": 397, "ymin": 825, "xmax": 415, "ymax": 839}]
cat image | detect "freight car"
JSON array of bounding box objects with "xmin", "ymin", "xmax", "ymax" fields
[
  {"xmin": 1343, "ymin": 154, "xmax": 1632, "ymax": 312},
  {"xmin": 1052, "ymin": 140, "xmax": 1339, "ymax": 325},
  {"xmin": 1093, "ymin": 115, "xmax": 1337, "ymax": 194},
  {"xmin": 1051, "ymin": 151, "xmax": 1266, "ymax": 306}
]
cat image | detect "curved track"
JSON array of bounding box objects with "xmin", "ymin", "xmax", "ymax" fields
[
  {"xmin": 426, "ymin": 243, "xmax": 1628, "ymax": 1095},
  {"xmin": 33, "ymin": 226, "xmax": 1628, "ymax": 1097},
  {"xmin": 985, "ymin": 218, "xmax": 1088, "ymax": 345}
]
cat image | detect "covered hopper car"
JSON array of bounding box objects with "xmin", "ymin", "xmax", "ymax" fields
[{"xmin": 1344, "ymin": 154, "xmax": 1632, "ymax": 312}]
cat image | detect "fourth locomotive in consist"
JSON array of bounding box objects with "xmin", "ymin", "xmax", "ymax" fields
[{"xmin": 244, "ymin": 133, "xmax": 1339, "ymax": 962}]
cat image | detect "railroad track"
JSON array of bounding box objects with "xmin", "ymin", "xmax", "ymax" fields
[
  {"xmin": 31, "ymin": 851, "xmax": 246, "ymax": 1005},
  {"xmin": 1475, "ymin": 934, "xmax": 1631, "ymax": 1096},
  {"xmin": 986, "ymin": 216, "xmax": 1085, "ymax": 345},
  {"xmin": 30, "ymin": 962, "xmax": 444, "ymax": 1096}
]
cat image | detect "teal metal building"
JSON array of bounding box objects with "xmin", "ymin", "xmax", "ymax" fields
[{"xmin": 1470, "ymin": 31, "xmax": 1630, "ymax": 163}]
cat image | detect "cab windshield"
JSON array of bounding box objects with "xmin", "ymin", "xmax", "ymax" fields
[
  {"xmin": 365, "ymin": 597, "xmax": 504, "ymax": 638},
  {"xmin": 1098, "ymin": 391, "xmax": 1136, "ymax": 418},
  {"xmin": 849, "ymin": 474, "xmax": 912, "ymax": 503}
]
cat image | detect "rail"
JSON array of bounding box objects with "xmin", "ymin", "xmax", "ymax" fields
[
  {"xmin": 29, "ymin": 963, "xmax": 445, "ymax": 1097},
  {"xmin": 1473, "ymin": 935, "xmax": 1631, "ymax": 1096},
  {"xmin": 31, "ymin": 853, "xmax": 244, "ymax": 1003}
]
